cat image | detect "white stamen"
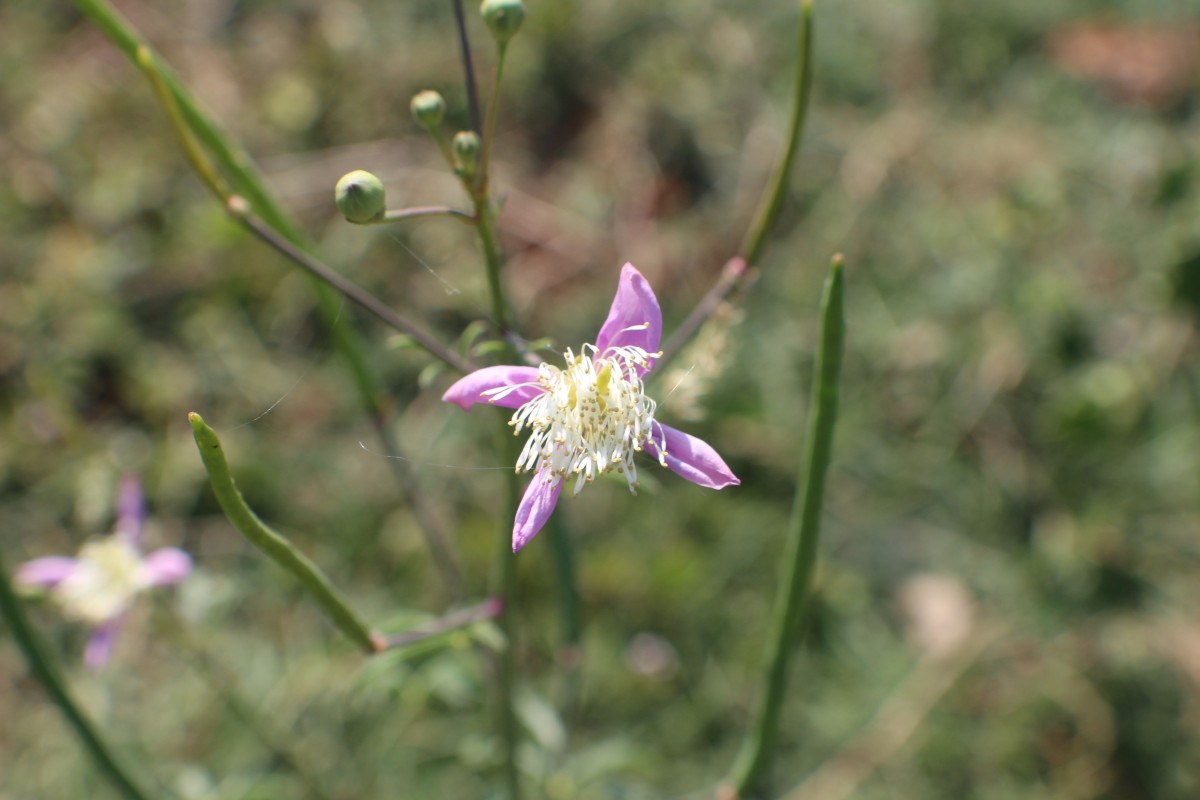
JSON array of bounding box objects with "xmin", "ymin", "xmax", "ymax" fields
[{"xmin": 508, "ymin": 341, "xmax": 659, "ymax": 495}]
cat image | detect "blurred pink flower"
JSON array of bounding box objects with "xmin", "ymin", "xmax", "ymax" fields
[
  {"xmin": 16, "ymin": 475, "xmax": 191, "ymax": 668},
  {"xmin": 444, "ymin": 263, "xmax": 739, "ymax": 552}
]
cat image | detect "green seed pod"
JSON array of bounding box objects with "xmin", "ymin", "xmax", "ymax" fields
[
  {"xmin": 410, "ymin": 90, "xmax": 446, "ymax": 131},
  {"xmin": 335, "ymin": 170, "xmax": 386, "ymax": 224},
  {"xmin": 452, "ymin": 131, "xmax": 481, "ymax": 175},
  {"xmin": 480, "ymin": 0, "xmax": 525, "ymax": 45}
]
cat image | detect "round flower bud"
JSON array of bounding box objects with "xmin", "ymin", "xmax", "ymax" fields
[
  {"xmin": 452, "ymin": 131, "xmax": 481, "ymax": 174},
  {"xmin": 335, "ymin": 170, "xmax": 386, "ymax": 224},
  {"xmin": 411, "ymin": 90, "xmax": 446, "ymax": 131},
  {"xmin": 480, "ymin": 0, "xmax": 525, "ymax": 45}
]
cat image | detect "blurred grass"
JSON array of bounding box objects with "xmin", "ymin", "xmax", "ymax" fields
[{"xmin": 2, "ymin": 0, "xmax": 1199, "ymax": 798}]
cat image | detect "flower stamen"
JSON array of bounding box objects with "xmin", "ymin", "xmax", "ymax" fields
[{"xmin": 508, "ymin": 341, "xmax": 659, "ymax": 495}]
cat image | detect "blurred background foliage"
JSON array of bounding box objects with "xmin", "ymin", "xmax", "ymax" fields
[{"xmin": 2, "ymin": 0, "xmax": 1199, "ymax": 797}]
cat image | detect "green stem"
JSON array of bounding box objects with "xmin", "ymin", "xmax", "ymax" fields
[
  {"xmin": 477, "ymin": 198, "xmax": 521, "ymax": 800},
  {"xmin": 657, "ymin": 256, "xmax": 748, "ymax": 372},
  {"xmin": 739, "ymin": 0, "xmax": 814, "ymax": 267},
  {"xmin": 458, "ymin": 19, "xmax": 521, "ymax": 797},
  {"xmin": 474, "ymin": 113, "xmax": 521, "ymax": 800},
  {"xmin": 69, "ymin": 0, "xmax": 379, "ymax": 415},
  {"xmin": 434, "ymin": 130, "xmax": 462, "ymax": 174},
  {"xmin": 0, "ymin": 551, "xmax": 159, "ymax": 800},
  {"xmin": 70, "ymin": 0, "xmax": 298, "ymax": 243},
  {"xmin": 379, "ymin": 598, "xmax": 503, "ymax": 649},
  {"xmin": 477, "ymin": 41, "xmax": 509, "ymax": 198},
  {"xmin": 725, "ymin": 254, "xmax": 845, "ymax": 797},
  {"xmin": 379, "ymin": 205, "xmax": 476, "ymax": 225},
  {"xmin": 228, "ymin": 198, "xmax": 474, "ymax": 374},
  {"xmin": 476, "ymin": 205, "xmax": 511, "ymax": 334},
  {"xmin": 470, "ymin": 38, "xmax": 513, "ymax": 336},
  {"xmin": 188, "ymin": 412, "xmax": 378, "ymax": 654}
]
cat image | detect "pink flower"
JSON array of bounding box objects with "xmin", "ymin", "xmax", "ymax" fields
[
  {"xmin": 444, "ymin": 263, "xmax": 739, "ymax": 552},
  {"xmin": 15, "ymin": 476, "xmax": 192, "ymax": 668}
]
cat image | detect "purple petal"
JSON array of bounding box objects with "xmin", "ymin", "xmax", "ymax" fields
[
  {"xmin": 84, "ymin": 617, "xmax": 123, "ymax": 670},
  {"xmin": 644, "ymin": 423, "xmax": 740, "ymax": 489},
  {"xmin": 115, "ymin": 474, "xmax": 144, "ymax": 545},
  {"xmin": 595, "ymin": 264, "xmax": 663, "ymax": 366},
  {"xmin": 15, "ymin": 557, "xmax": 80, "ymax": 589},
  {"xmin": 513, "ymin": 470, "xmax": 564, "ymax": 553},
  {"xmin": 141, "ymin": 548, "xmax": 192, "ymax": 586},
  {"xmin": 443, "ymin": 366, "xmax": 542, "ymax": 411}
]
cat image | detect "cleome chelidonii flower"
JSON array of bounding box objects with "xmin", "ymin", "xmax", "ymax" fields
[
  {"xmin": 16, "ymin": 475, "xmax": 192, "ymax": 668},
  {"xmin": 444, "ymin": 263, "xmax": 739, "ymax": 552}
]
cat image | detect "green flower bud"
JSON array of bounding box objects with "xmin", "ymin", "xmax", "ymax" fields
[
  {"xmin": 335, "ymin": 170, "xmax": 386, "ymax": 224},
  {"xmin": 410, "ymin": 90, "xmax": 446, "ymax": 131},
  {"xmin": 480, "ymin": 0, "xmax": 525, "ymax": 45},
  {"xmin": 452, "ymin": 131, "xmax": 481, "ymax": 175}
]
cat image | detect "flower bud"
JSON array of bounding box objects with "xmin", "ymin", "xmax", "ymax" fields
[
  {"xmin": 452, "ymin": 131, "xmax": 481, "ymax": 175},
  {"xmin": 480, "ymin": 0, "xmax": 525, "ymax": 45},
  {"xmin": 410, "ymin": 90, "xmax": 446, "ymax": 131},
  {"xmin": 335, "ymin": 170, "xmax": 386, "ymax": 224}
]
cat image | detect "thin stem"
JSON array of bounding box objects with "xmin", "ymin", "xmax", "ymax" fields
[
  {"xmin": 0, "ymin": 551, "xmax": 159, "ymax": 800},
  {"xmin": 476, "ymin": 205, "xmax": 511, "ymax": 334},
  {"xmin": 447, "ymin": 8, "xmax": 521, "ymax": 793},
  {"xmin": 655, "ymin": 0, "xmax": 814, "ymax": 379},
  {"xmin": 724, "ymin": 254, "xmax": 845, "ymax": 798},
  {"xmin": 468, "ymin": 47, "xmax": 513, "ymax": 336},
  {"xmin": 477, "ymin": 41, "xmax": 509, "ymax": 197},
  {"xmin": 379, "ymin": 205, "xmax": 476, "ymax": 225},
  {"xmin": 70, "ymin": 0, "xmax": 378, "ymax": 404},
  {"xmin": 432, "ymin": 127, "xmax": 461, "ymax": 173},
  {"xmin": 473, "ymin": 120, "xmax": 522, "ymax": 800},
  {"xmin": 474, "ymin": 173, "xmax": 521, "ymax": 800},
  {"xmin": 740, "ymin": 0, "xmax": 815, "ymax": 267},
  {"xmin": 228, "ymin": 197, "xmax": 475, "ymax": 374},
  {"xmin": 657, "ymin": 257, "xmax": 748, "ymax": 371},
  {"xmin": 380, "ymin": 597, "xmax": 503, "ymax": 649},
  {"xmin": 135, "ymin": 45, "xmax": 230, "ymax": 200},
  {"xmin": 135, "ymin": 46, "xmax": 472, "ymax": 375},
  {"xmin": 188, "ymin": 412, "xmax": 380, "ymax": 655},
  {"xmin": 450, "ymin": 0, "xmax": 482, "ymax": 134},
  {"xmin": 70, "ymin": 0, "xmax": 296, "ymax": 238}
]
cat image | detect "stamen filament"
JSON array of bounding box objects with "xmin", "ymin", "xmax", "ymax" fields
[{"xmin": 505, "ymin": 341, "xmax": 660, "ymax": 494}]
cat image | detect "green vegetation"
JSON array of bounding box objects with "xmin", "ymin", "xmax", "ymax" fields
[{"xmin": 1, "ymin": 0, "xmax": 1198, "ymax": 797}]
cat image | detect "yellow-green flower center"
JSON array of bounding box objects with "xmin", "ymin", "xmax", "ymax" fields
[{"xmin": 55, "ymin": 538, "xmax": 145, "ymax": 624}]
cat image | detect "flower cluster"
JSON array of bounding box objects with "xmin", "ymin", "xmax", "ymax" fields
[{"xmin": 444, "ymin": 263, "xmax": 739, "ymax": 551}]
